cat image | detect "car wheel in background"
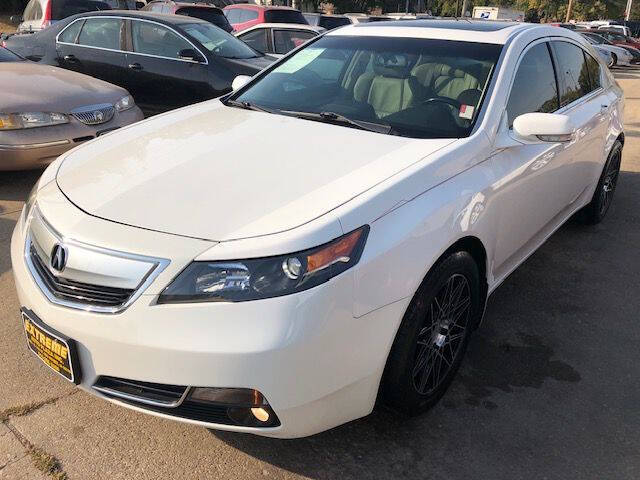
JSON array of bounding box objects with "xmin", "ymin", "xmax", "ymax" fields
[
  {"xmin": 580, "ymin": 140, "xmax": 623, "ymax": 225},
  {"xmin": 610, "ymin": 53, "xmax": 617, "ymax": 67},
  {"xmin": 380, "ymin": 251, "xmax": 481, "ymax": 415}
]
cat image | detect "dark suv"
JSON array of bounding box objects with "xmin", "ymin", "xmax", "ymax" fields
[
  {"xmin": 142, "ymin": 1, "xmax": 233, "ymax": 32},
  {"xmin": 302, "ymin": 13, "xmax": 350, "ymax": 30}
]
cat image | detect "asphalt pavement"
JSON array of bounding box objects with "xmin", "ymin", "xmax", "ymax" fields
[{"xmin": 1, "ymin": 70, "xmax": 639, "ymax": 480}]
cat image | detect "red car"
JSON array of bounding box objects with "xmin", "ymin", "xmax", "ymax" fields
[
  {"xmin": 223, "ymin": 4, "xmax": 307, "ymax": 32},
  {"xmin": 596, "ymin": 29, "xmax": 640, "ymax": 50}
]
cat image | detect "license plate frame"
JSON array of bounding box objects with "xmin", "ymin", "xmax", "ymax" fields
[{"xmin": 21, "ymin": 308, "xmax": 82, "ymax": 385}]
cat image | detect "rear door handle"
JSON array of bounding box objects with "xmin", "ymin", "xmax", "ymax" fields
[
  {"xmin": 128, "ymin": 63, "xmax": 142, "ymax": 70},
  {"xmin": 63, "ymin": 54, "xmax": 77, "ymax": 62}
]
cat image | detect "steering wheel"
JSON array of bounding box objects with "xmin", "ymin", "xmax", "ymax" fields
[{"xmin": 420, "ymin": 96, "xmax": 462, "ymax": 110}]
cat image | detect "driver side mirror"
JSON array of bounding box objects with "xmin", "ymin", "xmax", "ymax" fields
[
  {"xmin": 512, "ymin": 112, "xmax": 575, "ymax": 143},
  {"xmin": 178, "ymin": 48, "xmax": 204, "ymax": 63},
  {"xmin": 232, "ymin": 75, "xmax": 252, "ymax": 91}
]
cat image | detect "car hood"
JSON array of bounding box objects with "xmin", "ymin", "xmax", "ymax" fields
[
  {"xmin": 56, "ymin": 101, "xmax": 455, "ymax": 241},
  {"xmin": 221, "ymin": 55, "xmax": 276, "ymax": 75},
  {"xmin": 1, "ymin": 62, "xmax": 128, "ymax": 112}
]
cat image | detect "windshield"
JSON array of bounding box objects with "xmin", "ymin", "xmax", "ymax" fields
[
  {"xmin": 233, "ymin": 35, "xmax": 502, "ymax": 139},
  {"xmin": 0, "ymin": 47, "xmax": 23, "ymax": 62},
  {"xmin": 182, "ymin": 22, "xmax": 259, "ymax": 59}
]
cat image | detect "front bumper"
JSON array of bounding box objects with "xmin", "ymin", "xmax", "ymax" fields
[
  {"xmin": 0, "ymin": 107, "xmax": 143, "ymax": 171},
  {"xmin": 10, "ymin": 183, "xmax": 407, "ymax": 438}
]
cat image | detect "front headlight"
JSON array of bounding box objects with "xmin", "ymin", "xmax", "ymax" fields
[
  {"xmin": 0, "ymin": 112, "xmax": 68, "ymax": 130},
  {"xmin": 158, "ymin": 226, "xmax": 369, "ymax": 303},
  {"xmin": 114, "ymin": 95, "xmax": 135, "ymax": 112}
]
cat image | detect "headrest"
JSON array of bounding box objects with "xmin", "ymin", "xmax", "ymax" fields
[{"xmin": 373, "ymin": 53, "xmax": 415, "ymax": 78}]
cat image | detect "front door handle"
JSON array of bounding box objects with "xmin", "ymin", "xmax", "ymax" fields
[
  {"xmin": 601, "ymin": 104, "xmax": 609, "ymax": 112},
  {"xmin": 63, "ymin": 54, "xmax": 77, "ymax": 62},
  {"xmin": 128, "ymin": 62, "xmax": 142, "ymax": 70}
]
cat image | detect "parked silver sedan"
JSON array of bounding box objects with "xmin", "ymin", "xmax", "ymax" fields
[{"xmin": 0, "ymin": 47, "xmax": 143, "ymax": 170}]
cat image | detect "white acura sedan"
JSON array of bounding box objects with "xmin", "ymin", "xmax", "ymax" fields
[{"xmin": 11, "ymin": 20, "xmax": 624, "ymax": 438}]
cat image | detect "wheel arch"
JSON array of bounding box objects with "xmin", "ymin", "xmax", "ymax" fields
[{"xmin": 440, "ymin": 236, "xmax": 489, "ymax": 328}]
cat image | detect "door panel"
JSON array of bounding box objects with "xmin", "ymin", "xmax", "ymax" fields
[
  {"xmin": 491, "ymin": 41, "xmax": 576, "ymax": 275},
  {"xmin": 126, "ymin": 20, "xmax": 210, "ymax": 114},
  {"xmin": 551, "ymin": 43, "xmax": 609, "ymax": 197},
  {"xmin": 56, "ymin": 17, "xmax": 127, "ymax": 87}
]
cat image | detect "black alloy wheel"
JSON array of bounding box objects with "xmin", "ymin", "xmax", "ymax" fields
[{"xmin": 380, "ymin": 251, "xmax": 481, "ymax": 415}]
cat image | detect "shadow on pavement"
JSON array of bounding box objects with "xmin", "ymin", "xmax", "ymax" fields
[{"xmin": 212, "ymin": 172, "xmax": 640, "ymax": 480}]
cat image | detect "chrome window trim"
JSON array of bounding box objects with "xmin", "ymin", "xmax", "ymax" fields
[
  {"xmin": 93, "ymin": 384, "xmax": 192, "ymax": 408},
  {"xmin": 55, "ymin": 15, "xmax": 209, "ymax": 65},
  {"xmin": 24, "ymin": 207, "xmax": 170, "ymax": 314}
]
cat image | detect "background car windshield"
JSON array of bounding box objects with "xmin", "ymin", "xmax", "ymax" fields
[
  {"xmin": 182, "ymin": 22, "xmax": 259, "ymax": 58},
  {"xmin": 235, "ymin": 36, "xmax": 502, "ymax": 139},
  {"xmin": 51, "ymin": 0, "xmax": 111, "ymax": 20}
]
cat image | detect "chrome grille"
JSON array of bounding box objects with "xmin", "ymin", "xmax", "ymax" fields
[
  {"xmin": 24, "ymin": 207, "xmax": 170, "ymax": 314},
  {"xmin": 30, "ymin": 243, "xmax": 134, "ymax": 308},
  {"xmin": 71, "ymin": 104, "xmax": 115, "ymax": 125}
]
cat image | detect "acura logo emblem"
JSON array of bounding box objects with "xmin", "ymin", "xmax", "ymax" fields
[
  {"xmin": 50, "ymin": 244, "xmax": 67, "ymax": 273},
  {"xmin": 93, "ymin": 111, "xmax": 104, "ymax": 122}
]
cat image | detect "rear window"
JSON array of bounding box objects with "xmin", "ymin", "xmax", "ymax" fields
[
  {"xmin": 51, "ymin": 0, "xmax": 111, "ymax": 20},
  {"xmin": 264, "ymin": 9, "xmax": 307, "ymax": 24},
  {"xmin": 319, "ymin": 16, "xmax": 351, "ymax": 30},
  {"xmin": 176, "ymin": 7, "xmax": 232, "ymax": 32}
]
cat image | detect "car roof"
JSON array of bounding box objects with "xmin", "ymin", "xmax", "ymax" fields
[
  {"xmin": 66, "ymin": 9, "xmax": 210, "ymax": 25},
  {"xmin": 238, "ymin": 23, "xmax": 323, "ymax": 32},
  {"xmin": 326, "ymin": 20, "xmax": 553, "ymax": 45},
  {"xmin": 224, "ymin": 4, "xmax": 299, "ymax": 10}
]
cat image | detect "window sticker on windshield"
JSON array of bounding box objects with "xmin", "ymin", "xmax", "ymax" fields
[
  {"xmin": 273, "ymin": 48, "xmax": 325, "ymax": 74},
  {"xmin": 459, "ymin": 104, "xmax": 474, "ymax": 120}
]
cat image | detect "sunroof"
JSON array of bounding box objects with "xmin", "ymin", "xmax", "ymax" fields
[{"xmin": 359, "ymin": 19, "xmax": 520, "ymax": 32}]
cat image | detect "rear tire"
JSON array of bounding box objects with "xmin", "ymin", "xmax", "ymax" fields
[
  {"xmin": 579, "ymin": 140, "xmax": 622, "ymax": 225},
  {"xmin": 380, "ymin": 251, "xmax": 481, "ymax": 416}
]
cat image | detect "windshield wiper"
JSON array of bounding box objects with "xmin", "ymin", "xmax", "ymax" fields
[
  {"xmin": 225, "ymin": 99, "xmax": 275, "ymax": 114},
  {"xmin": 280, "ymin": 110, "xmax": 394, "ymax": 135}
]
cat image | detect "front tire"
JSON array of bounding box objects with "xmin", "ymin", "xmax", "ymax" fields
[
  {"xmin": 579, "ymin": 140, "xmax": 622, "ymax": 225},
  {"xmin": 380, "ymin": 251, "xmax": 481, "ymax": 415},
  {"xmin": 610, "ymin": 53, "xmax": 617, "ymax": 68}
]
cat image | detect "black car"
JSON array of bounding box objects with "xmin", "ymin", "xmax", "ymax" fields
[
  {"xmin": 302, "ymin": 13, "xmax": 350, "ymax": 30},
  {"xmin": 4, "ymin": 11, "xmax": 274, "ymax": 115}
]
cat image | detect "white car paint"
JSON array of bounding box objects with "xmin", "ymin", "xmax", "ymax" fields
[
  {"xmin": 234, "ymin": 22, "xmax": 324, "ymax": 57},
  {"xmin": 11, "ymin": 21, "xmax": 624, "ymax": 438}
]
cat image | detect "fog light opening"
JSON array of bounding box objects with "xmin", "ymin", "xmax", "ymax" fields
[{"xmin": 250, "ymin": 407, "xmax": 270, "ymax": 423}]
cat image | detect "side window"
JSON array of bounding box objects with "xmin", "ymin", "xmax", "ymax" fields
[
  {"xmin": 77, "ymin": 18, "xmax": 123, "ymax": 50},
  {"xmin": 239, "ymin": 29, "xmax": 269, "ymax": 53},
  {"xmin": 506, "ymin": 42, "xmax": 559, "ymax": 126},
  {"xmin": 131, "ymin": 21, "xmax": 191, "ymax": 59},
  {"xmin": 58, "ymin": 19, "xmax": 83, "ymax": 43},
  {"xmin": 273, "ymin": 30, "xmax": 316, "ymax": 55},
  {"xmin": 23, "ymin": 0, "xmax": 43, "ymax": 21},
  {"xmin": 551, "ymin": 41, "xmax": 591, "ymax": 106},
  {"xmin": 584, "ymin": 52, "xmax": 602, "ymax": 91}
]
